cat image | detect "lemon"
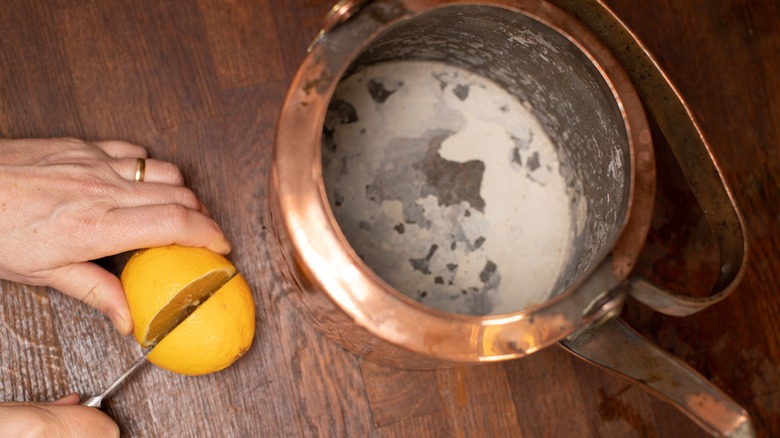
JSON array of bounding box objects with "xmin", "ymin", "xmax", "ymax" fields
[
  {"xmin": 121, "ymin": 245, "xmax": 255, "ymax": 376},
  {"xmin": 146, "ymin": 274, "xmax": 255, "ymax": 375}
]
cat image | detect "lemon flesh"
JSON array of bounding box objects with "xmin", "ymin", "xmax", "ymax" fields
[
  {"xmin": 147, "ymin": 274, "xmax": 255, "ymax": 375},
  {"xmin": 143, "ymin": 267, "xmax": 234, "ymax": 347}
]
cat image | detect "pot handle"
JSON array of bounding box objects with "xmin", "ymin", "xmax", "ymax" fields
[
  {"xmin": 548, "ymin": 0, "xmax": 747, "ymax": 316},
  {"xmin": 561, "ymin": 318, "xmax": 754, "ymax": 437},
  {"xmin": 551, "ymin": 1, "xmax": 753, "ymax": 434},
  {"xmin": 308, "ymin": 0, "xmax": 371, "ymax": 52}
]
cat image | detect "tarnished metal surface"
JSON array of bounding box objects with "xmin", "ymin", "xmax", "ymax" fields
[
  {"xmin": 322, "ymin": 61, "xmax": 578, "ymax": 315},
  {"xmin": 562, "ymin": 319, "xmax": 754, "ymax": 437},
  {"xmin": 273, "ymin": 0, "xmax": 651, "ymax": 370}
]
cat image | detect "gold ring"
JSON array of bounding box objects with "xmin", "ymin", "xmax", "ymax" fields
[{"xmin": 134, "ymin": 157, "xmax": 146, "ymax": 182}]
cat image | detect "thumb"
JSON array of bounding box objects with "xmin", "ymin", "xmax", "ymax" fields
[
  {"xmin": 47, "ymin": 394, "xmax": 80, "ymax": 406},
  {"xmin": 47, "ymin": 262, "xmax": 133, "ymax": 336}
]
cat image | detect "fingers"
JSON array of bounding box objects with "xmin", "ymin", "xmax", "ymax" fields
[
  {"xmin": 93, "ymin": 141, "xmax": 187, "ymax": 185},
  {"xmin": 116, "ymin": 182, "xmax": 209, "ymax": 215},
  {"xmin": 87, "ymin": 140, "xmax": 207, "ymax": 213},
  {"xmin": 104, "ymin": 204, "xmax": 232, "ymax": 255},
  {"xmin": 48, "ymin": 394, "xmax": 80, "ymax": 406},
  {"xmin": 99, "ymin": 150, "xmax": 207, "ymax": 214},
  {"xmin": 0, "ymin": 404, "xmax": 120, "ymax": 438},
  {"xmin": 44, "ymin": 204, "xmax": 231, "ymax": 336},
  {"xmin": 93, "ymin": 140, "xmax": 148, "ymax": 159},
  {"xmin": 46, "ymin": 263, "xmax": 133, "ymax": 336},
  {"xmin": 4, "ymin": 394, "xmax": 81, "ymax": 407},
  {"xmin": 108, "ymin": 157, "xmax": 186, "ymax": 185}
]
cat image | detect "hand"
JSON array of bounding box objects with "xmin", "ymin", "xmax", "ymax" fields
[
  {"xmin": 0, "ymin": 137, "xmax": 231, "ymax": 335},
  {"xmin": 0, "ymin": 394, "xmax": 119, "ymax": 437}
]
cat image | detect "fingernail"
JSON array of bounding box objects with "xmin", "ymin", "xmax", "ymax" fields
[
  {"xmin": 51, "ymin": 394, "xmax": 80, "ymax": 405},
  {"xmin": 212, "ymin": 236, "xmax": 232, "ymax": 254},
  {"xmin": 109, "ymin": 309, "xmax": 133, "ymax": 336},
  {"xmin": 210, "ymin": 220, "xmax": 232, "ymax": 254},
  {"xmin": 200, "ymin": 200, "xmax": 212, "ymax": 217}
]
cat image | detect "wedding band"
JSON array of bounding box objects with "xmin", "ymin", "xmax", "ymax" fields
[{"xmin": 134, "ymin": 158, "xmax": 146, "ymax": 182}]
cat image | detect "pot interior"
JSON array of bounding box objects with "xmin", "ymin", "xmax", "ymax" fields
[{"xmin": 320, "ymin": 4, "xmax": 631, "ymax": 316}]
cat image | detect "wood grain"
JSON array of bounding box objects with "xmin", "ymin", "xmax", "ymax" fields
[{"xmin": 1, "ymin": 0, "xmax": 778, "ymax": 436}]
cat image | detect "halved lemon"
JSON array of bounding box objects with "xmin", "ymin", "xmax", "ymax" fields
[{"xmin": 121, "ymin": 245, "xmax": 255, "ymax": 376}]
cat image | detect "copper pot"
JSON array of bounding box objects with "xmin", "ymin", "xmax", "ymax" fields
[{"xmin": 271, "ymin": 1, "xmax": 751, "ymax": 436}]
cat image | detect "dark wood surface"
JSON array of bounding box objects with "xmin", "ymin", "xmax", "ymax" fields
[{"xmin": 1, "ymin": 1, "xmax": 778, "ymax": 436}]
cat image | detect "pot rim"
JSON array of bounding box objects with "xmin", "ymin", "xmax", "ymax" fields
[{"xmin": 272, "ymin": 0, "xmax": 655, "ymax": 362}]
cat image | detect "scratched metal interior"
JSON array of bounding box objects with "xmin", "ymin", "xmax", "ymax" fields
[{"xmin": 322, "ymin": 5, "xmax": 631, "ymax": 313}]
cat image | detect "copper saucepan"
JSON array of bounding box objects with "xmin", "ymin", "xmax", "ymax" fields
[{"xmin": 270, "ymin": 1, "xmax": 751, "ymax": 436}]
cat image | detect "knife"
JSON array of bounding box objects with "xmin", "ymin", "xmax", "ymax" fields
[
  {"xmin": 80, "ymin": 349, "xmax": 151, "ymax": 408},
  {"xmin": 79, "ymin": 280, "xmax": 224, "ymax": 408}
]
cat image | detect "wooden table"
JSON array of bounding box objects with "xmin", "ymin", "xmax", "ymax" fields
[{"xmin": 1, "ymin": 1, "xmax": 778, "ymax": 436}]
